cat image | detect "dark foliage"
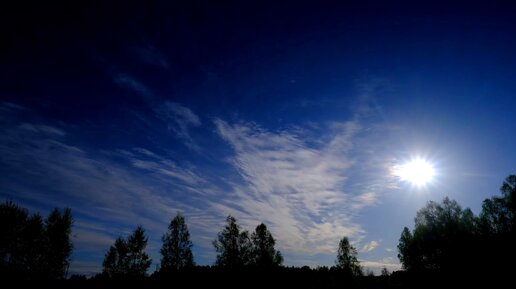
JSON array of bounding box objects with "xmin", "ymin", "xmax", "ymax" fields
[
  {"xmin": 476, "ymin": 174, "xmax": 516, "ymax": 276},
  {"xmin": 213, "ymin": 215, "xmax": 252, "ymax": 267},
  {"xmin": 102, "ymin": 226, "xmax": 151, "ymax": 278},
  {"xmin": 397, "ymin": 197, "xmax": 476, "ymax": 272},
  {"xmin": 63, "ymin": 266, "xmax": 437, "ymax": 289},
  {"xmin": 212, "ymin": 216, "xmax": 284, "ymax": 268},
  {"xmin": 160, "ymin": 213, "xmax": 194, "ymax": 272},
  {"xmin": 3, "ymin": 174, "xmax": 516, "ymax": 288},
  {"xmin": 398, "ymin": 174, "xmax": 516, "ymax": 280},
  {"xmin": 0, "ymin": 201, "xmax": 73, "ymax": 280},
  {"xmin": 335, "ymin": 237, "xmax": 362, "ymax": 276},
  {"xmin": 250, "ymin": 223, "xmax": 283, "ymax": 267}
]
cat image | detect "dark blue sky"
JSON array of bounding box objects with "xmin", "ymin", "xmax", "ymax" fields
[{"xmin": 1, "ymin": 0, "xmax": 516, "ymax": 275}]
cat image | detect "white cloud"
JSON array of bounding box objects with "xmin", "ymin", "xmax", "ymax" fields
[
  {"xmin": 131, "ymin": 158, "xmax": 203, "ymax": 185},
  {"xmin": 114, "ymin": 74, "xmax": 153, "ymax": 100},
  {"xmin": 0, "ymin": 101, "xmax": 25, "ymax": 111},
  {"xmin": 0, "ymin": 120, "xmax": 216, "ymax": 275},
  {"xmin": 360, "ymin": 257, "xmax": 402, "ymax": 274},
  {"xmin": 158, "ymin": 102, "xmax": 201, "ymax": 127},
  {"xmin": 352, "ymin": 192, "xmax": 378, "ymax": 210},
  {"xmin": 361, "ymin": 240, "xmax": 379, "ymax": 253},
  {"xmin": 386, "ymin": 248, "xmax": 394, "ymax": 252},
  {"xmin": 155, "ymin": 101, "xmax": 202, "ymax": 151},
  {"xmin": 18, "ymin": 123, "xmax": 66, "ymax": 136},
  {"xmin": 113, "ymin": 74, "xmax": 203, "ymax": 151},
  {"xmin": 1, "ymin": 93, "xmax": 398, "ymax": 273},
  {"xmin": 213, "ymin": 118, "xmax": 384, "ymax": 256}
]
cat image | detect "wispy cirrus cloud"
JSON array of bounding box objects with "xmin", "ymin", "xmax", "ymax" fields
[
  {"xmin": 113, "ymin": 74, "xmax": 202, "ymax": 151},
  {"xmin": 155, "ymin": 101, "xmax": 202, "ymax": 151},
  {"xmin": 359, "ymin": 257, "xmax": 401, "ymax": 274},
  {"xmin": 128, "ymin": 148, "xmax": 204, "ymax": 185},
  {"xmin": 18, "ymin": 123, "xmax": 66, "ymax": 136},
  {"xmin": 0, "ymin": 89, "xmax": 398, "ymax": 274},
  {"xmin": 114, "ymin": 74, "xmax": 153, "ymax": 100},
  {"xmin": 0, "ymin": 109, "xmax": 215, "ymax": 275},
  {"xmin": 360, "ymin": 240, "xmax": 379, "ymax": 253},
  {"xmin": 212, "ymin": 117, "xmax": 388, "ymax": 257}
]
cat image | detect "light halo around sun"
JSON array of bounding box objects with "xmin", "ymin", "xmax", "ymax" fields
[{"xmin": 394, "ymin": 157, "xmax": 436, "ymax": 187}]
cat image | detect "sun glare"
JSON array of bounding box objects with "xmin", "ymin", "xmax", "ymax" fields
[{"xmin": 395, "ymin": 158, "xmax": 435, "ymax": 186}]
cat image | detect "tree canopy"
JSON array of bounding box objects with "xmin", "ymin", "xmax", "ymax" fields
[
  {"xmin": 397, "ymin": 197, "xmax": 476, "ymax": 272},
  {"xmin": 398, "ymin": 175, "xmax": 516, "ymax": 276},
  {"xmin": 213, "ymin": 215, "xmax": 252, "ymax": 267},
  {"xmin": 160, "ymin": 213, "xmax": 195, "ymax": 271},
  {"xmin": 335, "ymin": 237, "xmax": 362, "ymax": 276},
  {"xmin": 0, "ymin": 201, "xmax": 73, "ymax": 280},
  {"xmin": 251, "ymin": 223, "xmax": 283, "ymax": 267},
  {"xmin": 476, "ymin": 174, "xmax": 516, "ymax": 275},
  {"xmin": 102, "ymin": 226, "xmax": 151, "ymax": 278}
]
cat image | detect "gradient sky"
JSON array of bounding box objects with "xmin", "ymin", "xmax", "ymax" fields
[{"xmin": 1, "ymin": 1, "xmax": 516, "ymax": 276}]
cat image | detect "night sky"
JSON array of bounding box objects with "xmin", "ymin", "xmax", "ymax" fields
[{"xmin": 1, "ymin": 0, "xmax": 516, "ymax": 275}]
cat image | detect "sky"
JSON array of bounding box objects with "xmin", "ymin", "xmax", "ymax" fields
[{"xmin": 1, "ymin": 0, "xmax": 516, "ymax": 276}]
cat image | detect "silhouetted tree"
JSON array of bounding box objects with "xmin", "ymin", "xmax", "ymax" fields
[
  {"xmin": 102, "ymin": 226, "xmax": 151, "ymax": 278},
  {"xmin": 397, "ymin": 227, "xmax": 415, "ymax": 270},
  {"xmin": 335, "ymin": 237, "xmax": 362, "ymax": 276},
  {"xmin": 103, "ymin": 237, "xmax": 129, "ymax": 277},
  {"xmin": 397, "ymin": 197, "xmax": 477, "ymax": 272},
  {"xmin": 479, "ymin": 175, "xmax": 516, "ymax": 235},
  {"xmin": 22, "ymin": 213, "xmax": 46, "ymax": 278},
  {"xmin": 160, "ymin": 213, "xmax": 194, "ymax": 271},
  {"xmin": 477, "ymin": 175, "xmax": 516, "ymax": 276},
  {"xmin": 213, "ymin": 215, "xmax": 252, "ymax": 267},
  {"xmin": 0, "ymin": 201, "xmax": 29, "ymax": 275},
  {"xmin": 250, "ymin": 223, "xmax": 283, "ymax": 267},
  {"xmin": 45, "ymin": 208, "xmax": 73, "ymax": 279},
  {"xmin": 0, "ymin": 201, "xmax": 73, "ymax": 280}
]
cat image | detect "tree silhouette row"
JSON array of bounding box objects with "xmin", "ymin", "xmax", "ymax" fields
[{"xmin": 2, "ymin": 174, "xmax": 515, "ymax": 284}]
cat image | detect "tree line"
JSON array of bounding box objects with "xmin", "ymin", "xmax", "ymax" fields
[
  {"xmin": 1, "ymin": 174, "xmax": 514, "ymax": 284},
  {"xmin": 100, "ymin": 214, "xmax": 361, "ymax": 278},
  {"xmin": 0, "ymin": 202, "xmax": 361, "ymax": 280}
]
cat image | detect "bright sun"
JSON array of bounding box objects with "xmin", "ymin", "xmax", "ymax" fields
[{"xmin": 394, "ymin": 158, "xmax": 435, "ymax": 186}]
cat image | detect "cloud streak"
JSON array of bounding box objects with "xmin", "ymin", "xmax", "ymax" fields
[
  {"xmin": 113, "ymin": 74, "xmax": 202, "ymax": 151},
  {"xmin": 155, "ymin": 101, "xmax": 202, "ymax": 151},
  {"xmin": 361, "ymin": 240, "xmax": 379, "ymax": 253},
  {"xmin": 0, "ymin": 112, "xmax": 215, "ymax": 274},
  {"xmin": 212, "ymin": 118, "xmax": 386, "ymax": 256},
  {"xmin": 0, "ymin": 93, "xmax": 398, "ymax": 274},
  {"xmin": 360, "ymin": 257, "xmax": 402, "ymax": 274}
]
